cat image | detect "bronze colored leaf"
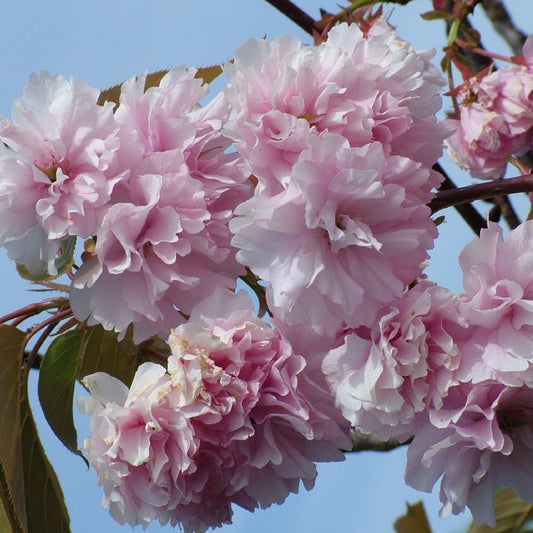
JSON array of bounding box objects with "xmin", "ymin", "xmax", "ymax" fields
[
  {"xmin": 98, "ymin": 63, "xmax": 224, "ymax": 107},
  {"xmin": 394, "ymin": 501, "xmax": 433, "ymax": 533}
]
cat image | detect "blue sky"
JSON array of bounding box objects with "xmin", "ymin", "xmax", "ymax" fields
[{"xmin": 0, "ymin": 1, "xmax": 531, "ymax": 532}]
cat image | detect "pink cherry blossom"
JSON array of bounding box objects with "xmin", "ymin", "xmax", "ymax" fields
[
  {"xmin": 79, "ymin": 289, "xmax": 349, "ymax": 531},
  {"xmin": 231, "ymin": 134, "xmax": 441, "ymax": 331},
  {"xmin": 446, "ymin": 37, "xmax": 533, "ymax": 179},
  {"xmin": 70, "ymin": 172, "xmax": 216, "ymax": 342},
  {"xmin": 323, "ymin": 280, "xmax": 468, "ymax": 442},
  {"xmin": 405, "ymin": 380, "xmax": 533, "ymax": 526},
  {"xmin": 223, "ymin": 19, "xmax": 446, "ymax": 195},
  {"xmin": 456, "ymin": 220, "xmax": 533, "ymax": 386},
  {"xmin": 78, "ymin": 364, "xmax": 200, "ymax": 529},
  {"xmin": 0, "ymin": 71, "xmax": 122, "ymax": 274},
  {"xmin": 402, "ymin": 220, "xmax": 533, "ymax": 525},
  {"xmin": 71, "ymin": 67, "xmax": 251, "ymax": 342}
]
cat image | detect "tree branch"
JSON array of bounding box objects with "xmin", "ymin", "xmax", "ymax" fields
[
  {"xmin": 495, "ymin": 194, "xmax": 521, "ymax": 230},
  {"xmin": 481, "ymin": 0, "xmax": 527, "ymax": 56},
  {"xmin": 430, "ymin": 174, "xmax": 533, "ymax": 215},
  {"xmin": 263, "ymin": 0, "xmax": 317, "ymax": 36},
  {"xmin": 433, "ymin": 164, "xmax": 487, "ymax": 235}
]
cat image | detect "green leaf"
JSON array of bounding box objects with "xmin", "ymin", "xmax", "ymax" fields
[
  {"xmin": 0, "ymin": 326, "xmax": 28, "ymax": 533},
  {"xmin": 77, "ymin": 325, "xmax": 169, "ymax": 387},
  {"xmin": 468, "ymin": 488, "xmax": 533, "ymax": 533},
  {"xmin": 38, "ymin": 330, "xmax": 87, "ymax": 465},
  {"xmin": 394, "ymin": 501, "xmax": 433, "ymax": 533},
  {"xmin": 433, "ymin": 215, "xmax": 446, "ymax": 226},
  {"xmin": 20, "ymin": 377, "xmax": 71, "ymax": 533},
  {"xmin": 16, "ymin": 237, "xmax": 76, "ymax": 282},
  {"xmin": 420, "ymin": 10, "xmax": 454, "ymax": 20},
  {"xmin": 0, "ymin": 495, "xmax": 13, "ymax": 532},
  {"xmin": 420, "ymin": 10, "xmax": 453, "ymax": 21},
  {"xmin": 0, "ymin": 325, "xmax": 71, "ymax": 533},
  {"xmin": 38, "ymin": 323, "xmax": 168, "ymax": 467}
]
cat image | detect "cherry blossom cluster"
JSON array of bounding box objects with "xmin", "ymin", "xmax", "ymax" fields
[
  {"xmin": 446, "ymin": 36, "xmax": 533, "ymax": 179},
  {"xmin": 2, "ymin": 12, "xmax": 533, "ymax": 533},
  {"xmin": 321, "ymin": 217, "xmax": 533, "ymax": 526},
  {"xmin": 79, "ymin": 289, "xmax": 350, "ymax": 531},
  {"xmin": 0, "ymin": 67, "xmax": 251, "ymax": 343}
]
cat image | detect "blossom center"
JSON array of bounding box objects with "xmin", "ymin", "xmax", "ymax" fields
[{"xmin": 39, "ymin": 165, "xmax": 59, "ymax": 182}]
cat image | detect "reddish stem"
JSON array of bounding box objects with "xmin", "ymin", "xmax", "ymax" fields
[{"xmin": 0, "ymin": 300, "xmax": 59, "ymax": 325}]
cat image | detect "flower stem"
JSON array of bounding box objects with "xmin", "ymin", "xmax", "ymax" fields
[{"xmin": 0, "ymin": 300, "xmax": 65, "ymax": 326}]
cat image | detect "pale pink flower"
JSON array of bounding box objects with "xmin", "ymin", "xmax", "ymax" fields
[
  {"xmin": 166, "ymin": 290, "xmax": 349, "ymax": 511},
  {"xmin": 231, "ymin": 134, "xmax": 440, "ymax": 331},
  {"xmin": 0, "ymin": 148, "xmax": 63, "ymax": 274},
  {"xmin": 71, "ymin": 67, "xmax": 251, "ymax": 342},
  {"xmin": 446, "ymin": 37, "xmax": 533, "ymax": 179},
  {"xmin": 79, "ymin": 289, "xmax": 349, "ymax": 531},
  {"xmin": 403, "ymin": 220, "xmax": 533, "ymax": 525},
  {"xmin": 78, "ymin": 364, "xmax": 201, "ymax": 530},
  {"xmin": 405, "ymin": 380, "xmax": 533, "ymax": 526},
  {"xmin": 322, "ymin": 280, "xmax": 468, "ymax": 441},
  {"xmin": 224, "ymin": 19, "xmax": 446, "ymax": 194},
  {"xmin": 0, "ymin": 71, "xmax": 123, "ymax": 274},
  {"xmin": 70, "ymin": 172, "xmax": 215, "ymax": 342},
  {"xmin": 456, "ymin": 221, "xmax": 533, "ymax": 386}
]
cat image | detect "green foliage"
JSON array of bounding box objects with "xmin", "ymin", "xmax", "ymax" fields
[
  {"xmin": 394, "ymin": 501, "xmax": 433, "ymax": 533},
  {"xmin": 38, "ymin": 331, "xmax": 87, "ymax": 465},
  {"xmin": 77, "ymin": 324, "xmax": 170, "ymax": 387},
  {"xmin": 16, "ymin": 237, "xmax": 76, "ymax": 283},
  {"xmin": 0, "ymin": 325, "xmax": 71, "ymax": 533},
  {"xmin": 468, "ymin": 488, "xmax": 533, "ymax": 533},
  {"xmin": 0, "ymin": 318, "xmax": 170, "ymax": 533},
  {"xmin": 37, "ymin": 324, "xmax": 169, "ymax": 469},
  {"xmin": 20, "ymin": 385, "xmax": 71, "ymax": 533},
  {"xmin": 420, "ymin": 10, "xmax": 452, "ymax": 21}
]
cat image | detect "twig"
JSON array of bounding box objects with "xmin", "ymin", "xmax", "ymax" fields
[
  {"xmin": 481, "ymin": 0, "xmax": 527, "ymax": 56},
  {"xmin": 495, "ymin": 195, "xmax": 521, "ymax": 230},
  {"xmin": 433, "ymin": 164, "xmax": 487, "ymax": 235},
  {"xmin": 263, "ymin": 0, "xmax": 317, "ymax": 35},
  {"xmin": 0, "ymin": 300, "xmax": 62, "ymax": 326}
]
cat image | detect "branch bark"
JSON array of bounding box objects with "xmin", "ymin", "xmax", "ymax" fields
[
  {"xmin": 430, "ymin": 174, "xmax": 533, "ymax": 215},
  {"xmin": 433, "ymin": 164, "xmax": 487, "ymax": 235},
  {"xmin": 263, "ymin": 0, "xmax": 317, "ymax": 35},
  {"xmin": 481, "ymin": 0, "xmax": 527, "ymax": 56}
]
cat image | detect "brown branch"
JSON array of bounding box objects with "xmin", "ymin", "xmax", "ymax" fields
[
  {"xmin": 495, "ymin": 194, "xmax": 521, "ymax": 230},
  {"xmin": 430, "ymin": 174, "xmax": 533, "ymax": 214},
  {"xmin": 433, "ymin": 164, "xmax": 487, "ymax": 235},
  {"xmin": 348, "ymin": 429, "xmax": 411, "ymax": 452},
  {"xmin": 263, "ymin": 0, "xmax": 317, "ymax": 36},
  {"xmin": 481, "ymin": 0, "xmax": 527, "ymax": 56}
]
